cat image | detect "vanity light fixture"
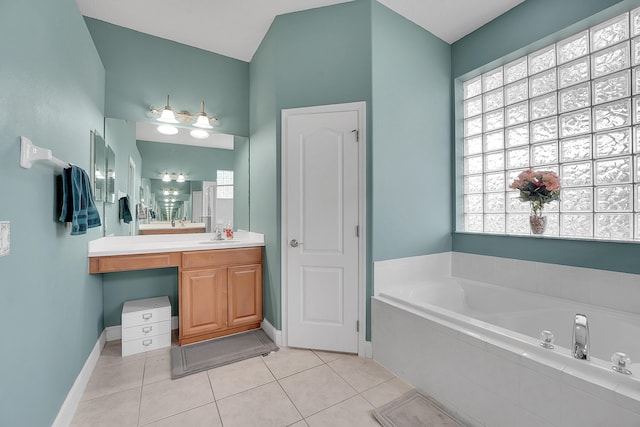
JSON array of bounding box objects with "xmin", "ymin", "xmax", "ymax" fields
[
  {"xmin": 172, "ymin": 190, "xmax": 179, "ymax": 196},
  {"xmin": 150, "ymin": 96, "xmax": 218, "ymax": 136},
  {"xmin": 176, "ymin": 172, "xmax": 186, "ymax": 183},
  {"xmin": 156, "ymin": 95, "xmax": 179, "ymax": 124},
  {"xmin": 162, "ymin": 171, "xmax": 171, "ymax": 182},
  {"xmin": 193, "ymin": 101, "xmax": 214, "ymax": 129}
]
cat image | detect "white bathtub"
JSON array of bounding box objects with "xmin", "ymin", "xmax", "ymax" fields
[{"xmin": 372, "ymin": 276, "xmax": 640, "ymax": 427}]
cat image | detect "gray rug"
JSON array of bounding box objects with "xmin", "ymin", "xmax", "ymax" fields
[
  {"xmin": 171, "ymin": 329, "xmax": 278, "ymax": 379},
  {"xmin": 372, "ymin": 390, "xmax": 462, "ymax": 427}
]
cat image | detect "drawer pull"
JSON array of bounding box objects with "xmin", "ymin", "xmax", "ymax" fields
[
  {"xmin": 142, "ymin": 313, "xmax": 153, "ymax": 320},
  {"xmin": 142, "ymin": 339, "xmax": 153, "ymax": 346},
  {"xmin": 142, "ymin": 326, "xmax": 153, "ymax": 334}
]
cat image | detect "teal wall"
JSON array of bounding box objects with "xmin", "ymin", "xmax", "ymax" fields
[
  {"xmin": 233, "ymin": 136, "xmax": 251, "ymax": 231},
  {"xmin": 104, "ymin": 118, "xmax": 141, "ymax": 236},
  {"xmin": 249, "ymin": 18, "xmax": 280, "ymax": 330},
  {"xmin": 371, "ymin": 2, "xmax": 452, "ymax": 261},
  {"xmin": 103, "ymin": 268, "xmax": 179, "ymax": 327},
  {"xmin": 84, "ymin": 18, "xmax": 250, "ymax": 137},
  {"xmin": 451, "ymin": 0, "xmax": 640, "ymax": 273},
  {"xmin": 137, "ymin": 139, "xmax": 235, "ymax": 181},
  {"xmin": 0, "ymin": 0, "xmax": 105, "ymax": 425},
  {"xmin": 250, "ymin": 0, "xmax": 373, "ymax": 331}
]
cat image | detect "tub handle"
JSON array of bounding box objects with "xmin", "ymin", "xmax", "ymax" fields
[
  {"xmin": 611, "ymin": 352, "xmax": 632, "ymax": 375},
  {"xmin": 540, "ymin": 330, "xmax": 555, "ymax": 349}
]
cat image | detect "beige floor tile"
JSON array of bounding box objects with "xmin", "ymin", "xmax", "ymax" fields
[
  {"xmin": 138, "ymin": 372, "xmax": 214, "ymax": 425},
  {"xmin": 97, "ymin": 340, "xmax": 146, "ymax": 368},
  {"xmin": 71, "ymin": 387, "xmax": 140, "ymax": 427},
  {"xmin": 361, "ymin": 377, "xmax": 414, "ymax": 408},
  {"xmin": 263, "ymin": 347, "xmax": 324, "ymax": 379},
  {"xmin": 279, "ymin": 364, "xmax": 357, "ymax": 417},
  {"xmin": 82, "ymin": 357, "xmax": 145, "ymax": 401},
  {"xmin": 140, "ymin": 402, "xmax": 222, "ymax": 427},
  {"xmin": 207, "ymin": 356, "xmax": 275, "ymax": 400},
  {"xmin": 143, "ymin": 350, "xmax": 172, "ymax": 385},
  {"xmin": 328, "ymin": 356, "xmax": 394, "ymax": 392},
  {"xmin": 217, "ymin": 382, "xmax": 301, "ymax": 427},
  {"xmin": 305, "ymin": 395, "xmax": 380, "ymax": 427},
  {"xmin": 311, "ymin": 350, "xmax": 352, "ymax": 363}
]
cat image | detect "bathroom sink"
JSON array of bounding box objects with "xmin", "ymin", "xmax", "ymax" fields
[{"xmin": 198, "ymin": 240, "xmax": 233, "ymax": 244}]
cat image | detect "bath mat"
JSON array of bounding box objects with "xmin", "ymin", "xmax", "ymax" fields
[
  {"xmin": 170, "ymin": 329, "xmax": 278, "ymax": 379},
  {"xmin": 372, "ymin": 390, "xmax": 462, "ymax": 427}
]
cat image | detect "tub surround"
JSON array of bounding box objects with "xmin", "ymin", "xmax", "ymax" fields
[
  {"xmin": 89, "ymin": 232, "xmax": 264, "ymax": 345},
  {"xmin": 372, "ymin": 253, "xmax": 640, "ymax": 426}
]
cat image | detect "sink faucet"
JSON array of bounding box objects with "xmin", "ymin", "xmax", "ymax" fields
[
  {"xmin": 171, "ymin": 219, "xmax": 175, "ymax": 227},
  {"xmin": 572, "ymin": 314, "xmax": 590, "ymax": 360}
]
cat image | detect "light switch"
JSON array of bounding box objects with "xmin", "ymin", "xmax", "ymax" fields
[{"xmin": 0, "ymin": 221, "xmax": 9, "ymax": 257}]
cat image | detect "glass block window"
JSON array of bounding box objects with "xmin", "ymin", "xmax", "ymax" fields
[
  {"xmin": 462, "ymin": 8, "xmax": 640, "ymax": 241},
  {"xmin": 216, "ymin": 170, "xmax": 234, "ymax": 199}
]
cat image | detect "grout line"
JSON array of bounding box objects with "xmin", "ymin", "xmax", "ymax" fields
[
  {"xmin": 136, "ymin": 354, "xmax": 146, "ymax": 426},
  {"xmin": 273, "ymin": 374, "xmax": 305, "ymax": 424}
]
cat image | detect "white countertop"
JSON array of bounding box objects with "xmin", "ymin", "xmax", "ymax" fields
[{"xmin": 88, "ymin": 231, "xmax": 264, "ymax": 257}]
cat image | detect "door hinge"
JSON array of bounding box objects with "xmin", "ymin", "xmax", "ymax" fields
[
  {"xmin": 356, "ymin": 225, "xmax": 360, "ymax": 237},
  {"xmin": 352, "ymin": 129, "xmax": 359, "ymax": 142},
  {"xmin": 356, "ymin": 320, "xmax": 360, "ymax": 332}
]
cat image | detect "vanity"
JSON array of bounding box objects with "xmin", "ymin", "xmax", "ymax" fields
[{"xmin": 89, "ymin": 232, "xmax": 264, "ymax": 345}]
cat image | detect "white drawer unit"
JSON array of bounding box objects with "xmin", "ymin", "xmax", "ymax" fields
[{"xmin": 122, "ymin": 296, "xmax": 171, "ymax": 357}]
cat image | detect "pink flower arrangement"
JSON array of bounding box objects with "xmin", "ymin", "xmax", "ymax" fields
[{"xmin": 509, "ymin": 169, "xmax": 560, "ymax": 215}]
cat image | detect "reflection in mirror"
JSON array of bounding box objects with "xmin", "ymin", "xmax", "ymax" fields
[
  {"xmin": 134, "ymin": 121, "xmax": 249, "ymax": 235},
  {"xmin": 91, "ymin": 131, "xmax": 106, "ymax": 202},
  {"xmin": 106, "ymin": 145, "xmax": 116, "ymax": 204}
]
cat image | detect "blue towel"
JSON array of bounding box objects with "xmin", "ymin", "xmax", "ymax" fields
[
  {"xmin": 58, "ymin": 165, "xmax": 101, "ymax": 235},
  {"xmin": 119, "ymin": 196, "xmax": 132, "ymax": 224}
]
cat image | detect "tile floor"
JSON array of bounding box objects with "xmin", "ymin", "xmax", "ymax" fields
[{"xmin": 71, "ymin": 333, "xmax": 459, "ymax": 426}]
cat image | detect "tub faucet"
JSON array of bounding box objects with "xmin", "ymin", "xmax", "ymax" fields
[{"xmin": 572, "ymin": 314, "xmax": 590, "ymax": 360}]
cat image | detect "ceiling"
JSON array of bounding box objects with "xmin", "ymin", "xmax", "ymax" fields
[{"xmin": 76, "ymin": 0, "xmax": 524, "ymax": 62}]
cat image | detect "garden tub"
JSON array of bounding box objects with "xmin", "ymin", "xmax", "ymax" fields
[{"xmin": 372, "ymin": 277, "xmax": 640, "ymax": 426}]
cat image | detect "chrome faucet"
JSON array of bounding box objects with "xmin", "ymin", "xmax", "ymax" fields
[
  {"xmin": 572, "ymin": 314, "xmax": 590, "ymax": 360},
  {"xmin": 171, "ymin": 218, "xmax": 175, "ymax": 227}
]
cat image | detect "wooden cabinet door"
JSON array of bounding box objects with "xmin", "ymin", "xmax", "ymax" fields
[
  {"xmin": 227, "ymin": 264, "xmax": 263, "ymax": 328},
  {"xmin": 181, "ymin": 267, "xmax": 227, "ymax": 338}
]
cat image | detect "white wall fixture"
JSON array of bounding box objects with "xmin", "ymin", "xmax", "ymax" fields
[{"xmin": 0, "ymin": 221, "xmax": 9, "ymax": 257}]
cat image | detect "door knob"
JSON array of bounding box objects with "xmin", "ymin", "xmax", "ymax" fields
[{"xmin": 290, "ymin": 239, "xmax": 303, "ymax": 247}]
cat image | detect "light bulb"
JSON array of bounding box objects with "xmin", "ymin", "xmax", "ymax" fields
[
  {"xmin": 190, "ymin": 128, "xmax": 209, "ymax": 139},
  {"xmin": 177, "ymin": 172, "xmax": 185, "ymax": 183},
  {"xmin": 163, "ymin": 190, "xmax": 170, "ymax": 196},
  {"xmin": 162, "ymin": 172, "xmax": 171, "ymax": 182},
  {"xmin": 172, "ymin": 190, "xmax": 178, "ymax": 196},
  {"xmin": 157, "ymin": 124, "xmax": 178, "ymax": 135},
  {"xmin": 193, "ymin": 101, "xmax": 213, "ymax": 129},
  {"xmin": 156, "ymin": 95, "xmax": 179, "ymax": 124}
]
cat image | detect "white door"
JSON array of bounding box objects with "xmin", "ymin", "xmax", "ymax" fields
[{"xmin": 284, "ymin": 105, "xmax": 362, "ymax": 353}]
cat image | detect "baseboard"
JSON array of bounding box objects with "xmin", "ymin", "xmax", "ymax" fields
[
  {"xmin": 105, "ymin": 316, "xmax": 179, "ymax": 341},
  {"xmin": 52, "ymin": 329, "xmax": 106, "ymax": 427},
  {"xmin": 260, "ymin": 318, "xmax": 282, "ymax": 347},
  {"xmin": 359, "ymin": 340, "xmax": 372, "ymax": 358}
]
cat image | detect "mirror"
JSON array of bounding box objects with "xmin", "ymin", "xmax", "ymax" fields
[
  {"xmin": 90, "ymin": 131, "xmax": 106, "ymax": 202},
  {"xmin": 106, "ymin": 145, "xmax": 116, "ymax": 204},
  {"xmin": 136, "ymin": 123, "xmax": 249, "ymax": 234}
]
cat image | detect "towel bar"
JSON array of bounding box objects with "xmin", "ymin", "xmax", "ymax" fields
[{"xmin": 20, "ymin": 136, "xmax": 70, "ymax": 169}]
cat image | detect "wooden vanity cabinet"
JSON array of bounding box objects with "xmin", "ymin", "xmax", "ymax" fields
[{"xmin": 179, "ymin": 247, "xmax": 263, "ymax": 345}]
